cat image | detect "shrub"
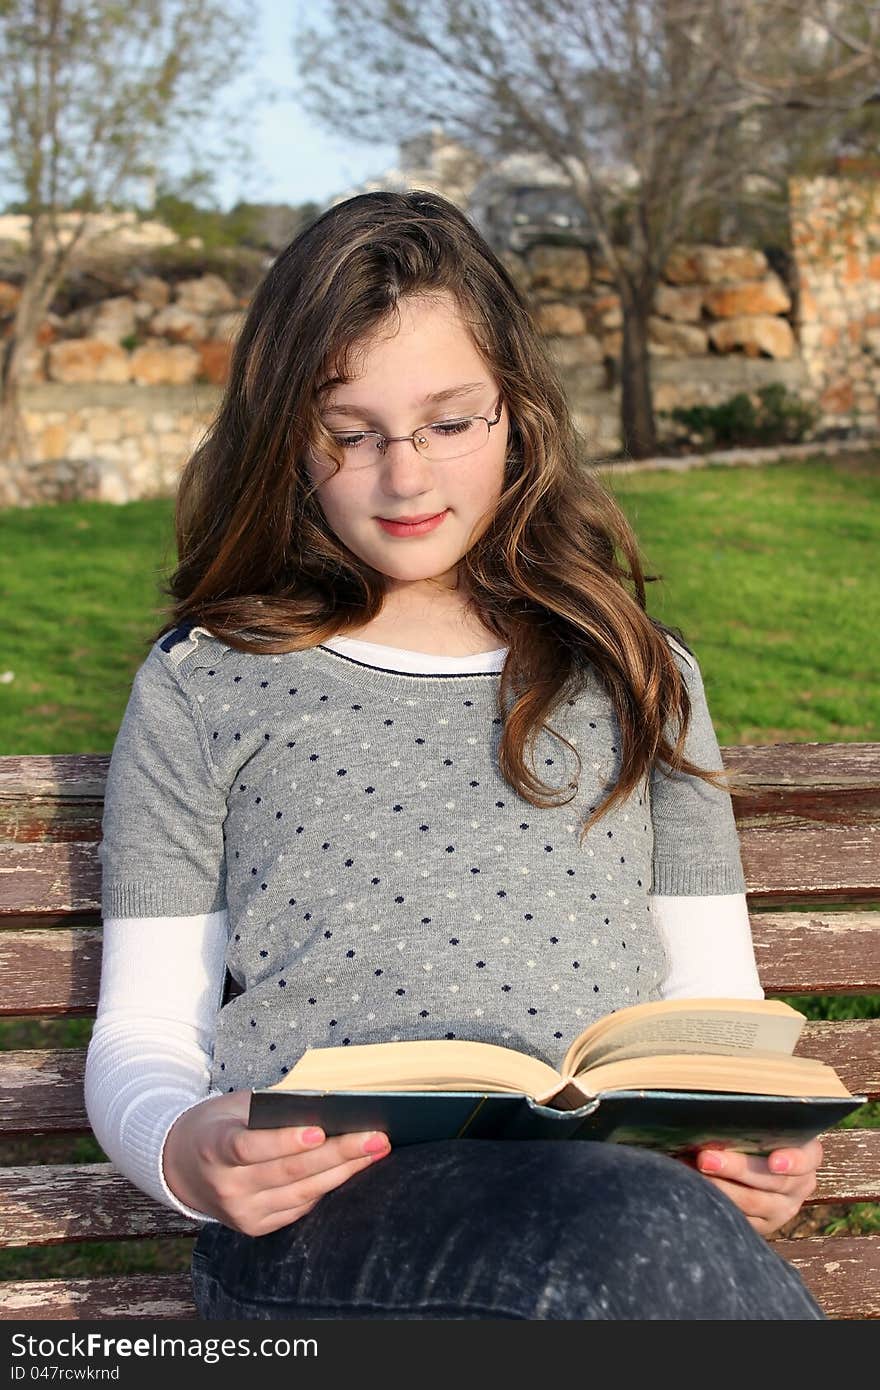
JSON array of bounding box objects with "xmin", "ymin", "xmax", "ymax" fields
[{"xmin": 665, "ymin": 384, "xmax": 819, "ymax": 449}]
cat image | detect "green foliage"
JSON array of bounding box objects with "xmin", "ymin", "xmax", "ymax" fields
[
  {"xmin": 821, "ymin": 1203, "xmax": 880, "ymax": 1237},
  {"xmin": 781, "ymin": 994, "xmax": 880, "ymax": 1022},
  {"xmin": 151, "ymin": 192, "xmax": 251, "ymax": 251},
  {"xmin": 665, "ymin": 385, "xmax": 820, "ymax": 450}
]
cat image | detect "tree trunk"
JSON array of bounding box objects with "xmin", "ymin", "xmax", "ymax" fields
[
  {"xmin": 618, "ymin": 284, "xmax": 657, "ymax": 460},
  {"xmin": 0, "ymin": 338, "xmax": 34, "ymax": 473},
  {"xmin": 0, "ymin": 247, "xmax": 65, "ymax": 471}
]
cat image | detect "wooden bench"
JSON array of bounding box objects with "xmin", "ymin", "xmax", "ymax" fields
[{"xmin": 1, "ymin": 744, "xmax": 878, "ymax": 1320}]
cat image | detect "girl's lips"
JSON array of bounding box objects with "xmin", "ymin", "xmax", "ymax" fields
[{"xmin": 376, "ymin": 510, "xmax": 449, "ymax": 537}]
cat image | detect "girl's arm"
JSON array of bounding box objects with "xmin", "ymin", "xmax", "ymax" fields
[
  {"xmin": 650, "ymin": 639, "xmax": 821, "ymax": 1233},
  {"xmin": 652, "ymin": 893, "xmax": 763, "ymax": 999},
  {"xmin": 84, "ymin": 911, "xmax": 229, "ymax": 1221}
]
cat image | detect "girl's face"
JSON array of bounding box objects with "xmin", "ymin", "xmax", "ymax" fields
[{"xmin": 308, "ymin": 292, "xmax": 509, "ymax": 598}]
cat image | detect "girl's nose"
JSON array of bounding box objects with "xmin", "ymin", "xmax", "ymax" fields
[{"xmin": 377, "ymin": 436, "xmax": 435, "ymax": 486}]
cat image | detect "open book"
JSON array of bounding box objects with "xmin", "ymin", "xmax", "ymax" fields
[{"xmin": 248, "ymin": 997, "xmax": 863, "ymax": 1156}]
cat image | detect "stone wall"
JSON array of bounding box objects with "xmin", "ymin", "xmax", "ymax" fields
[
  {"xmin": 13, "ymin": 383, "xmax": 219, "ymax": 505},
  {"xmin": 790, "ymin": 175, "xmax": 880, "ymax": 436},
  {"xmin": 1, "ymin": 175, "xmax": 876, "ymax": 505},
  {"xmin": 502, "ymin": 241, "xmax": 807, "ymax": 455}
]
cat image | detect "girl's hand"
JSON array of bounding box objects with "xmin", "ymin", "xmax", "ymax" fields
[
  {"xmin": 163, "ymin": 1090, "xmax": 391, "ymax": 1236},
  {"xmin": 690, "ymin": 1137, "xmax": 823, "ymax": 1237}
]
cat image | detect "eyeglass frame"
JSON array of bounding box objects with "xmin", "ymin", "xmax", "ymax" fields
[{"xmin": 319, "ymin": 395, "xmax": 505, "ymax": 462}]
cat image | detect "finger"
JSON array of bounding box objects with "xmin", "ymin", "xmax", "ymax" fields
[
  {"xmin": 244, "ymin": 1130, "xmax": 391, "ymax": 1194},
  {"xmin": 696, "ymin": 1142, "xmax": 821, "ymax": 1188},
  {"xmin": 254, "ymin": 1149, "xmax": 388, "ymax": 1228},
  {"xmin": 217, "ymin": 1121, "xmax": 329, "ymax": 1168},
  {"xmin": 766, "ymin": 1138, "xmax": 824, "ymax": 1176},
  {"xmin": 699, "ymin": 1173, "xmax": 801, "ymax": 1234}
]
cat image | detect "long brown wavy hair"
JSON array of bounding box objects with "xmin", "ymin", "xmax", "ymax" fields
[{"xmin": 151, "ymin": 188, "xmax": 742, "ymax": 840}]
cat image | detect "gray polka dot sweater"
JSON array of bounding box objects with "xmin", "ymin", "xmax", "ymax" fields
[{"xmin": 98, "ymin": 624, "xmax": 746, "ymax": 1094}]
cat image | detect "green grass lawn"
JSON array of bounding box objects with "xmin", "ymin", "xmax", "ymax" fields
[
  {"xmin": 601, "ymin": 451, "xmax": 880, "ymax": 746},
  {"xmin": 0, "ymin": 450, "xmax": 878, "ymax": 1276},
  {"xmin": 0, "ymin": 452, "xmax": 877, "ymax": 754}
]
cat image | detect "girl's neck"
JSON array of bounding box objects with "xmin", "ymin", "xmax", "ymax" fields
[{"xmin": 341, "ymin": 597, "xmax": 503, "ymax": 658}]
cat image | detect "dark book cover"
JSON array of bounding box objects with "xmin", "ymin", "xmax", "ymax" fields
[{"xmin": 248, "ymin": 1087, "xmax": 864, "ymax": 1156}]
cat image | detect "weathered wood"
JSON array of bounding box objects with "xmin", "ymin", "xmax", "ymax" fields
[
  {"xmin": 0, "ymin": 1246, "xmax": 875, "ymax": 1320},
  {"xmin": 1, "ymin": 745, "xmax": 878, "ymax": 925},
  {"xmin": 0, "ymin": 843, "xmax": 102, "ymax": 926},
  {"xmin": 0, "ymin": 1274, "xmax": 197, "ymax": 1321},
  {"xmin": 2, "ymin": 913, "xmax": 877, "ymax": 1019},
  {"xmin": 0, "ymin": 1164, "xmax": 196, "ymax": 1247},
  {"xmin": 0, "ymin": 928, "xmax": 103, "ymax": 1016},
  {"xmin": 0, "ymin": 1050, "xmax": 93, "ymax": 1135},
  {"xmin": 1, "ymin": 1131, "xmax": 877, "ymax": 1253},
  {"xmin": 772, "ymin": 1236, "xmax": 880, "ymax": 1320},
  {"xmin": 0, "ymin": 754, "xmax": 108, "ymax": 844},
  {"xmin": 750, "ymin": 910, "xmax": 880, "ymax": 993},
  {"xmin": 737, "ymin": 826, "xmax": 880, "ymax": 903},
  {"xmin": 725, "ymin": 742, "xmax": 880, "ymax": 826}
]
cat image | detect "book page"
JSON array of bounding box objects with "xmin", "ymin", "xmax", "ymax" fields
[
  {"xmin": 274, "ymin": 1038, "xmax": 563, "ymax": 1098},
  {"xmin": 561, "ymin": 1051, "xmax": 852, "ymax": 1102},
  {"xmin": 563, "ymin": 999, "xmax": 804, "ymax": 1078}
]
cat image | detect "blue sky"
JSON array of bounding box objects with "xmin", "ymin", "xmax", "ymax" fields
[{"xmin": 215, "ymin": 0, "xmax": 398, "ymax": 210}]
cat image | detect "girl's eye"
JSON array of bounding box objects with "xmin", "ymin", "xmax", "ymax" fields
[
  {"xmin": 429, "ymin": 418, "xmax": 474, "ymax": 437},
  {"xmin": 334, "ymin": 432, "xmax": 371, "ymax": 449}
]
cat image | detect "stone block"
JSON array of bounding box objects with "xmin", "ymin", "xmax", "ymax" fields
[
  {"xmin": 648, "ymin": 317, "xmax": 708, "ymax": 355},
  {"xmin": 148, "ymin": 304, "xmax": 209, "ymax": 343},
  {"xmin": 703, "ymin": 274, "xmax": 791, "ymax": 318},
  {"xmin": 664, "ymin": 244, "xmax": 769, "ymax": 284},
  {"xmin": 47, "ymin": 339, "xmax": 131, "ymax": 383},
  {"xmin": 536, "ymin": 301, "xmax": 587, "ymax": 336},
  {"xmin": 708, "ymin": 315, "xmax": 796, "ymax": 358},
  {"xmin": 654, "ymin": 284, "xmax": 703, "ymax": 322},
  {"xmin": 129, "ymin": 343, "xmax": 200, "ymax": 385},
  {"xmin": 526, "ymin": 245, "xmax": 591, "ymax": 292},
  {"xmin": 174, "ymin": 273, "xmax": 238, "ymax": 315}
]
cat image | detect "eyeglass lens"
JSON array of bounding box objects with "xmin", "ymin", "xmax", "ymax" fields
[{"xmin": 333, "ymin": 416, "xmax": 491, "ymax": 466}]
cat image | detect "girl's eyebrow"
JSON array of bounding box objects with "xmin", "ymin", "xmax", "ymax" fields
[{"xmin": 319, "ymin": 382, "xmax": 488, "ymax": 418}]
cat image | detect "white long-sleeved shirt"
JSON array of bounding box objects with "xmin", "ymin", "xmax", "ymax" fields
[{"xmin": 84, "ymin": 635, "xmax": 763, "ymax": 1222}]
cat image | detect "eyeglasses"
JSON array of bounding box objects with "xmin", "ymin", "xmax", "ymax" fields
[{"xmin": 317, "ymin": 397, "xmax": 504, "ymax": 469}]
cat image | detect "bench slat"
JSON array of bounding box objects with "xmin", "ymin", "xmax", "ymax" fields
[
  {"xmin": 3, "ymin": 745, "xmax": 877, "ymax": 833},
  {"xmin": 0, "ymin": 754, "xmax": 107, "ymax": 845},
  {"xmin": 737, "ymin": 825, "xmax": 880, "ymax": 903},
  {"xmin": 1, "ymin": 1026, "xmax": 877, "ymax": 1132},
  {"xmin": 0, "ymin": 928, "xmax": 103, "ymax": 1015},
  {"xmin": 3, "ymin": 912, "xmax": 878, "ymax": 1018},
  {"xmin": 0, "ymin": 1239, "xmax": 876, "ymax": 1319},
  {"xmin": 2, "ymin": 746, "xmax": 879, "ymax": 926},
  {"xmin": 0, "ymin": 1273, "xmax": 196, "ymax": 1321},
  {"xmin": 3, "ymin": 1128, "xmax": 878, "ymax": 1250},
  {"xmin": 750, "ymin": 910, "xmax": 880, "ymax": 993},
  {"xmin": 0, "ymin": 843, "xmax": 101, "ymax": 926},
  {"xmin": 0, "ymin": 1164, "xmax": 196, "ymax": 1248},
  {"xmin": 724, "ymin": 741, "xmax": 880, "ymax": 824},
  {"xmin": 3, "ymin": 832, "xmax": 878, "ymax": 925},
  {"xmin": 773, "ymin": 1236, "xmax": 880, "ymax": 1320}
]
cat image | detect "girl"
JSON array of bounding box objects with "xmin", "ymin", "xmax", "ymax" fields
[{"xmin": 85, "ymin": 189, "xmax": 825, "ymax": 1320}]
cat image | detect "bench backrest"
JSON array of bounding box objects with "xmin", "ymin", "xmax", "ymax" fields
[{"xmin": 1, "ymin": 744, "xmax": 878, "ymax": 1320}]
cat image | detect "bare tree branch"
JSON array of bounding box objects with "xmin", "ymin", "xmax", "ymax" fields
[{"xmin": 291, "ymin": 0, "xmax": 880, "ymax": 457}]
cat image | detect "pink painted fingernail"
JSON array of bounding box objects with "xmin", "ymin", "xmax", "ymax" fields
[
  {"xmin": 770, "ymin": 1155, "xmax": 791, "ymax": 1173},
  {"xmin": 302, "ymin": 1127, "xmax": 324, "ymax": 1145},
  {"xmin": 699, "ymin": 1152, "xmax": 724, "ymax": 1173},
  {"xmin": 363, "ymin": 1133, "xmax": 389, "ymax": 1155}
]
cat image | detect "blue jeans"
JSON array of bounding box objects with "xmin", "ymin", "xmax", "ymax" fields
[{"xmin": 190, "ymin": 1140, "xmax": 826, "ymax": 1320}]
